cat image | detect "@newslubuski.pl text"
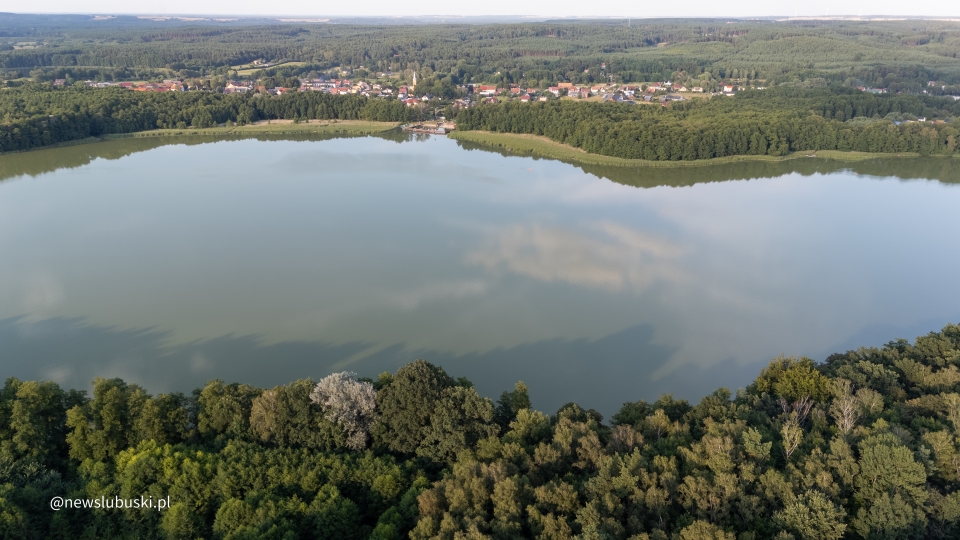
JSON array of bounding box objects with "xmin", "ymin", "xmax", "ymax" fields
[{"xmin": 50, "ymin": 495, "xmax": 170, "ymax": 511}]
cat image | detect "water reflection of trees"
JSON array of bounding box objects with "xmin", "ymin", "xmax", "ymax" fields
[
  {"xmin": 0, "ymin": 315, "xmax": 760, "ymax": 417},
  {"xmin": 0, "ymin": 131, "xmax": 413, "ymax": 183},
  {"xmin": 3, "ymin": 133, "xmax": 958, "ymax": 186},
  {"xmin": 454, "ymin": 138, "xmax": 960, "ymax": 187}
]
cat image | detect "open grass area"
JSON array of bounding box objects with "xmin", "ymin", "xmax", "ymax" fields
[
  {"xmin": 448, "ymin": 130, "xmax": 925, "ymax": 168},
  {"xmin": 232, "ymin": 61, "xmax": 308, "ymax": 76}
]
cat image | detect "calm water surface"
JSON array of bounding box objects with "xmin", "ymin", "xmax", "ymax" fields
[{"xmin": 2, "ymin": 135, "xmax": 959, "ymax": 415}]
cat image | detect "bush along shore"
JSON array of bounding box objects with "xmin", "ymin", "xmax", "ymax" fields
[{"xmin": 3, "ymin": 324, "xmax": 960, "ymax": 538}]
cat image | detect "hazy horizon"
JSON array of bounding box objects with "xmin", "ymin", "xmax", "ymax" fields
[{"xmin": 6, "ymin": 0, "xmax": 957, "ymax": 19}]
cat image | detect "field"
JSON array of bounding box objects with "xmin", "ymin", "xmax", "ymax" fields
[{"xmin": 231, "ymin": 61, "xmax": 308, "ymax": 76}]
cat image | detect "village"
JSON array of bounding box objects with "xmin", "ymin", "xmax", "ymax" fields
[
  {"xmin": 53, "ymin": 67, "xmax": 960, "ymax": 112},
  {"xmin": 54, "ymin": 73, "xmax": 755, "ymax": 106}
]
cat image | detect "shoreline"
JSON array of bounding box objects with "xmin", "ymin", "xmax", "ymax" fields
[
  {"xmin": 4, "ymin": 124, "xmax": 957, "ymax": 168},
  {"xmin": 0, "ymin": 120, "xmax": 401, "ymax": 156},
  {"xmin": 448, "ymin": 130, "xmax": 953, "ymax": 168}
]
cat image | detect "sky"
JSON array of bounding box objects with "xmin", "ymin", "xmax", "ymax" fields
[{"xmin": 12, "ymin": 0, "xmax": 959, "ymax": 18}]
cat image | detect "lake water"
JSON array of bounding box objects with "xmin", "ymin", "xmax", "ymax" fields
[{"xmin": 2, "ymin": 134, "xmax": 959, "ymax": 416}]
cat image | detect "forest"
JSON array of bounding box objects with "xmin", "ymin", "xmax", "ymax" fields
[
  {"xmin": 3, "ymin": 325, "xmax": 960, "ymax": 539},
  {"xmin": 2, "ymin": 84, "xmax": 958, "ymax": 158},
  {"xmin": 0, "ymin": 85, "xmax": 413, "ymax": 153},
  {"xmin": 3, "ymin": 16, "xmax": 960, "ymax": 93},
  {"xmin": 2, "ymin": 16, "xmax": 960, "ymax": 159},
  {"xmin": 455, "ymin": 87, "xmax": 960, "ymax": 160}
]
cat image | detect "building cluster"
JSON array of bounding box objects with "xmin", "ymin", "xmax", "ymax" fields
[
  {"xmin": 456, "ymin": 81, "xmax": 714, "ymax": 106},
  {"xmin": 61, "ymin": 73, "xmax": 954, "ymax": 105}
]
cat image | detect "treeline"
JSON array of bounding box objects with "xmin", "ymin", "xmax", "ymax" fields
[
  {"xmin": 3, "ymin": 17, "xmax": 960, "ymax": 89},
  {"xmin": 0, "ymin": 85, "xmax": 412, "ymax": 153},
  {"xmin": 455, "ymin": 88, "xmax": 960, "ymax": 160},
  {"xmin": 4, "ymin": 325, "xmax": 960, "ymax": 538},
  {"xmin": 3, "ymin": 85, "xmax": 959, "ymax": 159}
]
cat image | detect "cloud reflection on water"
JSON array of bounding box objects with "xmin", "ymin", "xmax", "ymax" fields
[{"xmin": 467, "ymin": 221, "xmax": 687, "ymax": 292}]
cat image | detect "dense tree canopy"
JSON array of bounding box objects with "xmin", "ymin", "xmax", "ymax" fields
[
  {"xmin": 0, "ymin": 84, "xmax": 412, "ymax": 153},
  {"xmin": 3, "ymin": 325, "xmax": 960, "ymax": 538},
  {"xmin": 3, "ymin": 16, "xmax": 960, "ymax": 92},
  {"xmin": 455, "ymin": 88, "xmax": 960, "ymax": 161}
]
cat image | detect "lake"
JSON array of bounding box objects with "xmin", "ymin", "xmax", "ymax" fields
[{"xmin": 2, "ymin": 133, "xmax": 959, "ymax": 416}]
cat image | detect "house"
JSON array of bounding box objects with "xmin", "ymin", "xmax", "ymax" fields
[
  {"xmin": 484, "ymin": 97, "xmax": 499, "ymax": 104},
  {"xmin": 224, "ymin": 82, "xmax": 250, "ymax": 94},
  {"xmin": 520, "ymin": 94, "xmax": 531, "ymax": 102},
  {"xmin": 53, "ymin": 79, "xmax": 66, "ymax": 87},
  {"xmin": 510, "ymin": 87, "xmax": 522, "ymax": 95},
  {"xmin": 590, "ymin": 86, "xmax": 603, "ymax": 95},
  {"xmin": 558, "ymin": 82, "xmax": 574, "ymax": 89},
  {"xmin": 478, "ymin": 85, "xmax": 499, "ymax": 96},
  {"xmin": 692, "ymin": 87, "xmax": 704, "ymax": 93},
  {"xmin": 579, "ymin": 89, "xmax": 590, "ymax": 99},
  {"xmin": 722, "ymin": 85, "xmax": 735, "ymax": 95},
  {"xmin": 402, "ymin": 98, "xmax": 419, "ymax": 107},
  {"xmin": 549, "ymin": 86, "xmax": 560, "ymax": 96}
]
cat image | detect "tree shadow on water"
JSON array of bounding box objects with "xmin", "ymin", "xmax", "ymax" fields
[{"xmin": 0, "ymin": 315, "xmax": 758, "ymax": 417}]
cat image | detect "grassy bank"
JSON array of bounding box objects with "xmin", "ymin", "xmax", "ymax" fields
[
  {"xmin": 109, "ymin": 119, "xmax": 400, "ymax": 139},
  {"xmin": 0, "ymin": 120, "xmax": 401, "ymax": 156},
  {"xmin": 449, "ymin": 130, "xmax": 931, "ymax": 168}
]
